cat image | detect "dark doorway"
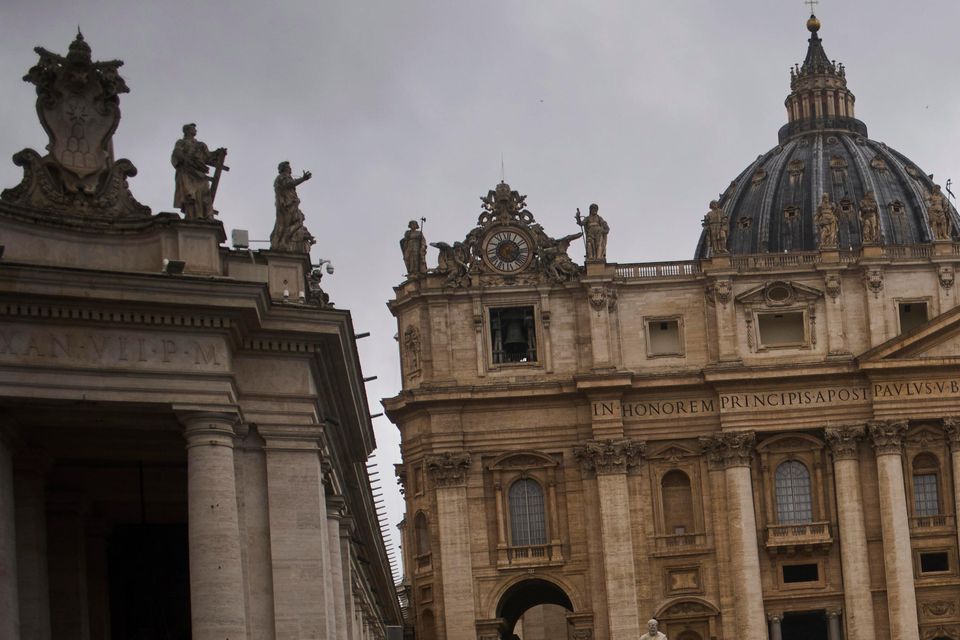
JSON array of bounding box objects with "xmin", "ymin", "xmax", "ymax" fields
[
  {"xmin": 108, "ymin": 524, "xmax": 191, "ymax": 640},
  {"xmin": 496, "ymin": 578, "xmax": 574, "ymax": 640},
  {"xmin": 782, "ymin": 610, "xmax": 828, "ymax": 640}
]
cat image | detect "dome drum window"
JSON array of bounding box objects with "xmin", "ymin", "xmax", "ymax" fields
[{"xmin": 737, "ymin": 281, "xmax": 823, "ymax": 352}]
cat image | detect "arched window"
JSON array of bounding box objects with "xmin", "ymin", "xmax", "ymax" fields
[
  {"xmin": 414, "ymin": 512, "xmax": 430, "ymax": 556},
  {"xmin": 509, "ymin": 478, "xmax": 547, "ymax": 546},
  {"xmin": 661, "ymin": 470, "xmax": 694, "ymax": 534},
  {"xmin": 775, "ymin": 460, "xmax": 813, "ymax": 524},
  {"xmin": 420, "ymin": 609, "xmax": 436, "ymax": 640},
  {"xmin": 913, "ymin": 453, "xmax": 941, "ymax": 517}
]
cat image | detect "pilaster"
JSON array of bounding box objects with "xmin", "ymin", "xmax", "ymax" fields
[
  {"xmin": 0, "ymin": 429, "xmax": 20, "ymax": 640},
  {"xmin": 574, "ymin": 439, "xmax": 644, "ymax": 640},
  {"xmin": 825, "ymin": 426, "xmax": 876, "ymax": 640},
  {"xmin": 868, "ymin": 419, "xmax": 919, "ymax": 636},
  {"xmin": 699, "ymin": 431, "xmax": 765, "ymax": 638},
  {"xmin": 943, "ymin": 417, "xmax": 960, "ymax": 564},
  {"xmin": 425, "ymin": 452, "xmax": 476, "ymax": 640},
  {"xmin": 327, "ymin": 496, "xmax": 349, "ymax": 640},
  {"xmin": 13, "ymin": 453, "xmax": 51, "ymax": 640}
]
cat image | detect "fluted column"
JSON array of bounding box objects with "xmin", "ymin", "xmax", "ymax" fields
[
  {"xmin": 327, "ymin": 497, "xmax": 348, "ymax": 639},
  {"xmin": 180, "ymin": 410, "xmax": 248, "ymax": 640},
  {"xmin": 825, "ymin": 426, "xmax": 876, "ymax": 640},
  {"xmin": 260, "ymin": 424, "xmax": 331, "ymax": 638},
  {"xmin": 701, "ymin": 432, "xmax": 766, "ymax": 638},
  {"xmin": 869, "ymin": 420, "xmax": 918, "ymax": 635},
  {"xmin": 944, "ymin": 418, "xmax": 960, "ymax": 564},
  {"xmin": 574, "ymin": 439, "xmax": 644, "ymax": 640},
  {"xmin": 0, "ymin": 430, "xmax": 20, "ymax": 640},
  {"xmin": 426, "ymin": 452, "xmax": 476, "ymax": 640}
]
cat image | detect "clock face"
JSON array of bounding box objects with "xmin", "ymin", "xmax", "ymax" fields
[{"xmin": 483, "ymin": 228, "xmax": 532, "ymax": 273}]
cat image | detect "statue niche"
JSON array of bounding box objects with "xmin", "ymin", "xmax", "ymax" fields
[{"xmin": 1, "ymin": 31, "xmax": 149, "ymax": 218}]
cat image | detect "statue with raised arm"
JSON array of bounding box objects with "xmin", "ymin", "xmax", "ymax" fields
[
  {"xmin": 815, "ymin": 192, "xmax": 838, "ymax": 248},
  {"xmin": 400, "ymin": 220, "xmax": 427, "ymax": 276},
  {"xmin": 171, "ymin": 123, "xmax": 226, "ymax": 220},
  {"xmin": 639, "ymin": 618, "xmax": 668, "ymax": 640},
  {"xmin": 270, "ymin": 161, "xmax": 315, "ymax": 253},
  {"xmin": 580, "ymin": 203, "xmax": 610, "ymax": 261}
]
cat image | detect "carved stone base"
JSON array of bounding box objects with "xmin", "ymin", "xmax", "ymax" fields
[{"xmin": 1, "ymin": 148, "xmax": 150, "ymax": 218}]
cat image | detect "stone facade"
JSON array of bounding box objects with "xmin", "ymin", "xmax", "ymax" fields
[
  {"xmin": 0, "ymin": 34, "xmax": 400, "ymax": 639},
  {"xmin": 386, "ymin": 17, "xmax": 960, "ymax": 640}
]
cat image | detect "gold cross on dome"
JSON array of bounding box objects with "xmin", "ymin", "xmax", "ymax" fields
[{"xmin": 805, "ymin": 0, "xmax": 819, "ymax": 14}]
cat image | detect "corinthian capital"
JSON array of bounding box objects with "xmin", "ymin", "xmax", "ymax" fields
[
  {"xmin": 868, "ymin": 420, "xmax": 908, "ymax": 456},
  {"xmin": 424, "ymin": 452, "xmax": 471, "ymax": 488},
  {"xmin": 699, "ymin": 431, "xmax": 755, "ymax": 469},
  {"xmin": 825, "ymin": 425, "xmax": 865, "ymax": 460},
  {"xmin": 944, "ymin": 417, "xmax": 960, "ymax": 451},
  {"xmin": 574, "ymin": 439, "xmax": 645, "ymax": 475}
]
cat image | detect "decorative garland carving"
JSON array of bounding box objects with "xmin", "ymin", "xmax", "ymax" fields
[
  {"xmin": 699, "ymin": 431, "xmax": 755, "ymax": 468},
  {"xmin": 424, "ymin": 452, "xmax": 471, "ymax": 488},
  {"xmin": 868, "ymin": 420, "xmax": 908, "ymax": 456},
  {"xmin": 825, "ymin": 425, "xmax": 865, "ymax": 460},
  {"xmin": 574, "ymin": 439, "xmax": 644, "ymax": 475}
]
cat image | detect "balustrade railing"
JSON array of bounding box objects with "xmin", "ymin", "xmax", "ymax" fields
[
  {"xmin": 909, "ymin": 514, "xmax": 954, "ymax": 530},
  {"xmin": 653, "ymin": 531, "xmax": 707, "ymax": 553},
  {"xmin": 615, "ymin": 261, "xmax": 701, "ymax": 280},
  {"xmin": 765, "ymin": 521, "xmax": 832, "ymax": 550}
]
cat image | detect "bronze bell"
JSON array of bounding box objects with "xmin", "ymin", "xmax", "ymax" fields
[{"xmin": 503, "ymin": 319, "xmax": 527, "ymax": 352}]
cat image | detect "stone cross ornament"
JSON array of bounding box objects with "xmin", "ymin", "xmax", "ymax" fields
[{"xmin": 1, "ymin": 31, "xmax": 149, "ymax": 217}]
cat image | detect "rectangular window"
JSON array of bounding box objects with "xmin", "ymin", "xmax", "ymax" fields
[
  {"xmin": 757, "ymin": 311, "xmax": 805, "ymax": 347},
  {"xmin": 920, "ymin": 552, "xmax": 950, "ymax": 574},
  {"xmin": 646, "ymin": 318, "xmax": 683, "ymax": 356},
  {"xmin": 782, "ymin": 563, "xmax": 819, "ymax": 583},
  {"xmin": 490, "ymin": 307, "xmax": 537, "ymax": 364},
  {"xmin": 913, "ymin": 473, "xmax": 940, "ymax": 517},
  {"xmin": 899, "ymin": 301, "xmax": 928, "ymax": 334}
]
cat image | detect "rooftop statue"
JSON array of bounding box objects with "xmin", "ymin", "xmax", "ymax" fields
[
  {"xmin": 171, "ymin": 123, "xmax": 227, "ymax": 221},
  {"xmin": 1, "ymin": 31, "xmax": 150, "ymax": 217},
  {"xmin": 400, "ymin": 220, "xmax": 427, "ymax": 276},
  {"xmin": 270, "ymin": 161, "xmax": 315, "ymax": 254},
  {"xmin": 702, "ymin": 200, "xmax": 729, "ymax": 255},
  {"xmin": 928, "ymin": 184, "xmax": 952, "ymax": 241},
  {"xmin": 815, "ymin": 193, "xmax": 839, "ymax": 248},
  {"xmin": 577, "ymin": 203, "xmax": 610, "ymax": 261},
  {"xmin": 860, "ymin": 191, "xmax": 881, "ymax": 245}
]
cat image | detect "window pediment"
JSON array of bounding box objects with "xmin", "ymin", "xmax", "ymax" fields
[
  {"xmin": 647, "ymin": 443, "xmax": 699, "ymax": 462},
  {"xmin": 487, "ymin": 450, "xmax": 558, "ymax": 471},
  {"xmin": 735, "ymin": 280, "xmax": 823, "ymax": 307},
  {"xmin": 757, "ymin": 433, "xmax": 824, "ymax": 453}
]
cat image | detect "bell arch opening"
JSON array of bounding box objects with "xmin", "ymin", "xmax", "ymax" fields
[{"xmin": 496, "ymin": 578, "xmax": 574, "ymax": 638}]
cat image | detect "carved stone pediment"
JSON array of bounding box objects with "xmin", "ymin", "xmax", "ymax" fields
[
  {"xmin": 487, "ymin": 450, "xmax": 558, "ymax": 471},
  {"xmin": 1, "ymin": 32, "xmax": 149, "ymax": 219},
  {"xmin": 646, "ymin": 443, "xmax": 698, "ymax": 462},
  {"xmin": 735, "ymin": 280, "xmax": 823, "ymax": 306}
]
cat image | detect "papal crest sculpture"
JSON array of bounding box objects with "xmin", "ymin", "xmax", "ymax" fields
[{"xmin": 1, "ymin": 31, "xmax": 149, "ymax": 217}]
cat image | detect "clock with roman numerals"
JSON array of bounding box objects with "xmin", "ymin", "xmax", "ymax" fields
[{"xmin": 482, "ymin": 227, "xmax": 533, "ymax": 274}]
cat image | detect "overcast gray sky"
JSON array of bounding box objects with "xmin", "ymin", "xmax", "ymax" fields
[{"xmin": 3, "ymin": 0, "xmax": 959, "ymax": 578}]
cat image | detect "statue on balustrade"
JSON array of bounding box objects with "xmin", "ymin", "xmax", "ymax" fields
[
  {"xmin": 171, "ymin": 123, "xmax": 227, "ymax": 221},
  {"xmin": 270, "ymin": 161, "xmax": 315, "ymax": 254},
  {"xmin": 860, "ymin": 191, "xmax": 880, "ymax": 245},
  {"xmin": 400, "ymin": 219, "xmax": 427, "ymax": 276},
  {"xmin": 927, "ymin": 184, "xmax": 952, "ymax": 240},
  {"xmin": 702, "ymin": 200, "xmax": 729, "ymax": 254},
  {"xmin": 577, "ymin": 203, "xmax": 610, "ymax": 261}
]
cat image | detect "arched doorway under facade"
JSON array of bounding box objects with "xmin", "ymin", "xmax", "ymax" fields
[{"xmin": 490, "ymin": 577, "xmax": 590, "ymax": 640}]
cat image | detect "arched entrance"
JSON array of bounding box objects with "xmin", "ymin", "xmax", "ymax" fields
[{"xmin": 494, "ymin": 578, "xmax": 580, "ymax": 640}]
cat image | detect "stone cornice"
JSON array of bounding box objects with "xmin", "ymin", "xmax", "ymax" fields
[
  {"xmin": 868, "ymin": 419, "xmax": 908, "ymax": 456},
  {"xmin": 699, "ymin": 431, "xmax": 755, "ymax": 469},
  {"xmin": 825, "ymin": 425, "xmax": 866, "ymax": 460},
  {"xmin": 424, "ymin": 452, "xmax": 471, "ymax": 488},
  {"xmin": 573, "ymin": 438, "xmax": 645, "ymax": 475}
]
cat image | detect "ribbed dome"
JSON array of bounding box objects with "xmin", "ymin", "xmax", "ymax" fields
[{"xmin": 696, "ymin": 16, "xmax": 960, "ymax": 258}]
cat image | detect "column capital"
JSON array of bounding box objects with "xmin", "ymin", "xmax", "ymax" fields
[
  {"xmin": 767, "ymin": 612, "xmax": 783, "ymax": 623},
  {"xmin": 424, "ymin": 451, "xmax": 471, "ymax": 488},
  {"xmin": 826, "ymin": 608, "xmax": 842, "ymax": 618},
  {"xmin": 699, "ymin": 430, "xmax": 755, "ymax": 469},
  {"xmin": 257, "ymin": 424, "xmax": 325, "ymax": 451},
  {"xmin": 944, "ymin": 416, "xmax": 960, "ymax": 451},
  {"xmin": 868, "ymin": 420, "xmax": 908, "ymax": 456},
  {"xmin": 176, "ymin": 410, "xmax": 241, "ymax": 448},
  {"xmin": 573, "ymin": 438, "xmax": 644, "ymax": 475},
  {"xmin": 825, "ymin": 425, "xmax": 866, "ymax": 460},
  {"xmin": 327, "ymin": 495, "xmax": 346, "ymax": 519}
]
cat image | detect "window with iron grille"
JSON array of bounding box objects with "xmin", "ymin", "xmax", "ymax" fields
[
  {"xmin": 508, "ymin": 478, "xmax": 547, "ymax": 546},
  {"xmin": 775, "ymin": 460, "xmax": 813, "ymax": 524},
  {"xmin": 913, "ymin": 473, "xmax": 940, "ymax": 517}
]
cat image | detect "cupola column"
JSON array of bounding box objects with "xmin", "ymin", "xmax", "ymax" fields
[
  {"xmin": 825, "ymin": 426, "xmax": 877, "ymax": 640},
  {"xmin": 869, "ymin": 420, "xmax": 919, "ymax": 636}
]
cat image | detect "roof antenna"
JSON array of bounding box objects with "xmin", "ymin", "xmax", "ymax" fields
[{"xmin": 500, "ymin": 153, "xmax": 506, "ymax": 183}]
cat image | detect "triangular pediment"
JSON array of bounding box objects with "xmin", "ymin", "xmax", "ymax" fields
[
  {"xmin": 646, "ymin": 443, "xmax": 698, "ymax": 461},
  {"xmin": 735, "ymin": 280, "xmax": 823, "ymax": 306},
  {"xmin": 859, "ymin": 303, "xmax": 960, "ymax": 366}
]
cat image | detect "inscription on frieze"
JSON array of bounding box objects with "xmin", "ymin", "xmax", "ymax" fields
[
  {"xmin": 0, "ymin": 325, "xmax": 227, "ymax": 372},
  {"xmin": 873, "ymin": 379, "xmax": 960, "ymax": 400}
]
